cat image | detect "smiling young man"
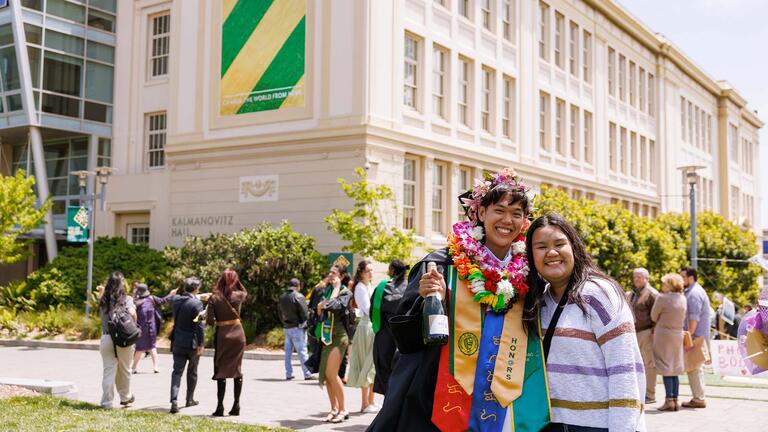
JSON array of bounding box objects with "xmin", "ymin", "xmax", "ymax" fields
[{"xmin": 368, "ymin": 168, "xmax": 551, "ymax": 432}]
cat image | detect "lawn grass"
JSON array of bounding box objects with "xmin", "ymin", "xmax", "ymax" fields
[{"xmin": 0, "ymin": 395, "xmax": 293, "ymax": 432}]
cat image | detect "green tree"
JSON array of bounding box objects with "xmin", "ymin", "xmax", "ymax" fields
[
  {"xmin": 163, "ymin": 222, "xmax": 325, "ymax": 335},
  {"xmin": 325, "ymin": 167, "xmax": 419, "ymax": 264},
  {"xmin": 0, "ymin": 170, "xmax": 51, "ymax": 265}
]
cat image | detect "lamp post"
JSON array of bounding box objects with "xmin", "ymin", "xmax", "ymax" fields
[
  {"xmin": 71, "ymin": 167, "xmax": 113, "ymax": 317},
  {"xmin": 678, "ymin": 165, "xmax": 704, "ymax": 270}
]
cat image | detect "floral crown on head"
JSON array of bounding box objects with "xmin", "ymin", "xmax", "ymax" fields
[{"xmin": 458, "ymin": 167, "xmax": 529, "ymax": 223}]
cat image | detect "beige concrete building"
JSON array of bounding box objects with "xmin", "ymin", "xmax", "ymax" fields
[{"xmin": 93, "ymin": 0, "xmax": 762, "ymax": 257}]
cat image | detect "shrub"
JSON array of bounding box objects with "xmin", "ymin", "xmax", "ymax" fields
[
  {"xmin": 0, "ymin": 280, "xmax": 36, "ymax": 312},
  {"xmin": 264, "ymin": 327, "xmax": 285, "ymax": 349},
  {"xmin": 0, "ymin": 307, "xmax": 101, "ymax": 340},
  {"xmin": 25, "ymin": 237, "xmax": 171, "ymax": 309},
  {"xmin": 163, "ymin": 222, "xmax": 325, "ymax": 336}
]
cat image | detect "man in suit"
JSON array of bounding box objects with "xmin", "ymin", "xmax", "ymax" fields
[{"xmin": 169, "ymin": 277, "xmax": 206, "ymax": 413}]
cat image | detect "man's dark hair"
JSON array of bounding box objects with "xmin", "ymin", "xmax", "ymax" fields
[
  {"xmin": 182, "ymin": 277, "xmax": 201, "ymax": 293},
  {"xmin": 681, "ymin": 266, "xmax": 698, "ymax": 281}
]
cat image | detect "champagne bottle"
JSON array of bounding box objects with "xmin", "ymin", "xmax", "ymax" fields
[{"xmin": 422, "ymin": 261, "xmax": 449, "ymax": 346}]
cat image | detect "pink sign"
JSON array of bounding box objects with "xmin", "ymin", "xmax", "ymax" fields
[{"xmin": 710, "ymin": 340, "xmax": 750, "ymax": 377}]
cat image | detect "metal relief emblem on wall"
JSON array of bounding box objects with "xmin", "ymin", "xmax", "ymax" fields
[{"xmin": 239, "ymin": 175, "xmax": 279, "ymax": 202}]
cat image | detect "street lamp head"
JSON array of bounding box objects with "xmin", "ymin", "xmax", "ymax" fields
[
  {"xmin": 95, "ymin": 166, "xmax": 114, "ymax": 185},
  {"xmin": 70, "ymin": 170, "xmax": 94, "ymax": 188},
  {"xmin": 677, "ymin": 165, "xmax": 705, "ymax": 185}
]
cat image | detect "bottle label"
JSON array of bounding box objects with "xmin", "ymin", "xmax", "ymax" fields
[{"xmin": 429, "ymin": 314, "xmax": 449, "ymax": 336}]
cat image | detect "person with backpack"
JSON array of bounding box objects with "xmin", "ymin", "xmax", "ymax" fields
[
  {"xmin": 99, "ymin": 271, "xmax": 139, "ymax": 409},
  {"xmin": 207, "ymin": 269, "xmax": 248, "ymax": 417},
  {"xmin": 131, "ymin": 283, "xmax": 175, "ymax": 374}
]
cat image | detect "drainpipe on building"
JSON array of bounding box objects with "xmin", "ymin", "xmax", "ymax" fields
[{"xmin": 9, "ymin": 0, "xmax": 57, "ymax": 260}]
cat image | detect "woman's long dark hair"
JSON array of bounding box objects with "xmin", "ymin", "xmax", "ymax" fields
[
  {"xmin": 100, "ymin": 271, "xmax": 126, "ymax": 311},
  {"xmin": 389, "ymin": 259, "xmax": 408, "ymax": 286},
  {"xmin": 522, "ymin": 213, "xmax": 625, "ymax": 334},
  {"xmin": 214, "ymin": 268, "xmax": 243, "ymax": 300},
  {"xmin": 352, "ymin": 260, "xmax": 371, "ymax": 291}
]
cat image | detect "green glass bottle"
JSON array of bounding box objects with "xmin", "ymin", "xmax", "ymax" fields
[{"xmin": 422, "ymin": 261, "xmax": 448, "ymax": 346}]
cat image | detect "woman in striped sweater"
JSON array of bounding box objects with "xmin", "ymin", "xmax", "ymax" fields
[{"xmin": 525, "ymin": 214, "xmax": 646, "ymax": 432}]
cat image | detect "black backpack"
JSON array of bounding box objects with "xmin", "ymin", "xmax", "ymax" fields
[{"xmin": 107, "ymin": 302, "xmax": 141, "ymax": 354}]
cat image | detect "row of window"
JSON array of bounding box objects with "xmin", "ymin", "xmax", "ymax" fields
[
  {"xmin": 405, "ymin": 33, "xmax": 517, "ymax": 138},
  {"xmin": 538, "ymin": 1, "xmax": 593, "ymax": 84},
  {"xmin": 730, "ymin": 186, "xmax": 755, "ymax": 224},
  {"xmin": 607, "ymin": 122, "xmax": 656, "ymax": 183},
  {"xmin": 21, "ymin": 0, "xmax": 117, "ymax": 33},
  {"xmin": 680, "ymin": 96, "xmax": 713, "ymax": 153},
  {"xmin": 741, "ymin": 137, "xmax": 756, "ymax": 175},
  {"xmin": 683, "ymin": 175, "xmax": 715, "ymax": 212},
  {"xmin": 538, "ymin": 91, "xmax": 593, "ymax": 164},
  {"xmin": 434, "ymin": 0, "xmax": 516, "ymax": 43},
  {"xmin": 607, "ymin": 46, "xmax": 655, "ymax": 115}
]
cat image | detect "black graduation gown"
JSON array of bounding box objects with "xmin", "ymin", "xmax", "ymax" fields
[
  {"xmin": 367, "ymin": 248, "xmax": 452, "ymax": 432},
  {"xmin": 372, "ymin": 277, "xmax": 408, "ymax": 395}
]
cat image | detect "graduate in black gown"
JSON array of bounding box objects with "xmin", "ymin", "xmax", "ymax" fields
[{"xmin": 371, "ymin": 260, "xmax": 409, "ymax": 396}]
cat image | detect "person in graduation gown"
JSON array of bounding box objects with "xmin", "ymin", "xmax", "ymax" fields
[
  {"xmin": 368, "ymin": 168, "xmax": 551, "ymax": 432},
  {"xmin": 371, "ymin": 259, "xmax": 410, "ymax": 396}
]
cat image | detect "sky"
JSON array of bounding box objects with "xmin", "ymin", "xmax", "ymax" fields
[{"xmin": 617, "ymin": 0, "xmax": 768, "ymax": 231}]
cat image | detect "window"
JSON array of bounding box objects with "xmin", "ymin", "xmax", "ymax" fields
[
  {"xmin": 146, "ymin": 112, "xmax": 167, "ymax": 168},
  {"xmin": 502, "ymin": 75, "xmax": 514, "ymax": 138},
  {"xmin": 481, "ymin": 0, "xmax": 492, "ymax": 31},
  {"xmin": 88, "ymin": 8, "xmax": 116, "ymax": 33},
  {"xmin": 569, "ymin": 105, "xmax": 579, "ymax": 159},
  {"xmin": 620, "ymin": 127, "xmax": 627, "ymax": 174},
  {"xmin": 706, "ymin": 114, "xmax": 712, "ymax": 152},
  {"xmin": 538, "ymin": 2, "xmax": 549, "ymax": 61},
  {"xmin": 555, "ymin": 98, "xmax": 565, "ymax": 155},
  {"xmin": 639, "ymin": 136, "xmax": 647, "ymax": 181},
  {"xmin": 629, "ymin": 61, "xmax": 636, "ymax": 106},
  {"xmin": 404, "ymin": 34, "xmax": 419, "ymax": 109},
  {"xmin": 630, "ymin": 132, "xmax": 637, "ymax": 177},
  {"xmin": 403, "ymin": 157, "xmax": 418, "ymax": 230},
  {"xmin": 458, "ymin": 167, "xmax": 472, "ymax": 221},
  {"xmin": 554, "ymin": 12, "xmax": 564, "ymax": 69},
  {"xmin": 149, "ymin": 13, "xmax": 170, "ymax": 78},
  {"xmin": 481, "ymin": 67, "xmax": 494, "ymax": 132},
  {"xmin": 618, "ymin": 54, "xmax": 626, "ymax": 101},
  {"xmin": 583, "ymin": 111, "xmax": 592, "ymax": 164},
  {"xmin": 128, "ymin": 224, "xmax": 150, "ymax": 245},
  {"xmin": 459, "ymin": 0, "xmax": 471, "ymax": 19},
  {"xmin": 680, "ymin": 97, "xmax": 686, "ymax": 141},
  {"xmin": 639, "ymin": 68, "xmax": 645, "ymax": 112},
  {"xmin": 568, "ymin": 21, "xmax": 578, "ymax": 76},
  {"xmin": 582, "ymin": 30, "xmax": 591, "ymax": 83},
  {"xmin": 730, "ymin": 186, "xmax": 739, "ymax": 219},
  {"xmin": 647, "ymin": 74, "xmax": 655, "ymax": 115},
  {"xmin": 502, "ymin": 0, "xmax": 513, "ymax": 42},
  {"xmin": 539, "ymin": 91, "xmax": 550, "ymax": 151},
  {"xmin": 649, "ymin": 140, "xmax": 656, "ymax": 183},
  {"xmin": 432, "ymin": 45, "xmax": 447, "ymax": 119},
  {"xmin": 687, "ymin": 101, "xmax": 693, "ymax": 142},
  {"xmin": 609, "ymin": 122, "xmax": 616, "ymax": 171},
  {"xmin": 458, "ymin": 57, "xmax": 472, "ymax": 127},
  {"xmin": 47, "ymin": 0, "xmax": 85, "ymax": 24},
  {"xmin": 432, "ymin": 162, "xmax": 447, "ymax": 233},
  {"xmin": 607, "ymin": 48, "xmax": 615, "ymax": 96}
]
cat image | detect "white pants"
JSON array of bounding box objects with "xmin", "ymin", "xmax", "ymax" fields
[{"xmin": 100, "ymin": 334, "xmax": 134, "ymax": 408}]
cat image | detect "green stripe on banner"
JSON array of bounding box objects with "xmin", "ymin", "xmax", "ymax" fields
[
  {"xmin": 237, "ymin": 16, "xmax": 305, "ymax": 114},
  {"xmin": 221, "ymin": 0, "xmax": 274, "ymax": 77},
  {"xmin": 511, "ymin": 331, "xmax": 552, "ymax": 431}
]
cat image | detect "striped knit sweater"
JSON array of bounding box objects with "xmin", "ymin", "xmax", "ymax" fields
[{"xmin": 541, "ymin": 278, "xmax": 646, "ymax": 431}]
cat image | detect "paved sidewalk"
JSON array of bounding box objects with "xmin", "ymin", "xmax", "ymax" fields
[{"xmin": 0, "ymin": 344, "xmax": 766, "ymax": 431}]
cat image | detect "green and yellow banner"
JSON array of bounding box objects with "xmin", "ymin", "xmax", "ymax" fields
[{"xmin": 220, "ymin": 0, "xmax": 305, "ymax": 115}]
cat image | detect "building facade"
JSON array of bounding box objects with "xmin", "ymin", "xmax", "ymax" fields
[
  {"xmin": 0, "ymin": 0, "xmax": 116, "ymax": 283},
  {"xmin": 7, "ymin": 0, "xmax": 761, "ymax": 266}
]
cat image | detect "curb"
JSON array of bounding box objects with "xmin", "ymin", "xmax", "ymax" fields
[{"xmin": 0, "ymin": 339, "xmax": 293, "ymax": 361}]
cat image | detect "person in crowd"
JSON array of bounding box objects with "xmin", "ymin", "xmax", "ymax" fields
[
  {"xmin": 650, "ymin": 273, "xmax": 687, "ymax": 412},
  {"xmin": 317, "ymin": 269, "xmax": 354, "ymax": 423},
  {"xmin": 369, "ymin": 168, "xmax": 551, "ymax": 432},
  {"xmin": 371, "ymin": 259, "xmax": 409, "ymax": 396},
  {"xmin": 347, "ymin": 260, "xmax": 378, "ymax": 413},
  {"xmin": 169, "ymin": 277, "xmax": 206, "ymax": 414},
  {"xmin": 206, "ymin": 269, "xmax": 248, "ymax": 417},
  {"xmin": 278, "ymin": 278, "xmax": 313, "ymax": 380},
  {"xmin": 307, "ymin": 264, "xmax": 350, "ymax": 381},
  {"xmin": 131, "ymin": 283, "xmax": 175, "ymax": 374},
  {"xmin": 679, "ymin": 266, "xmax": 711, "ymax": 409},
  {"xmin": 628, "ymin": 267, "xmax": 660, "ymax": 404},
  {"xmin": 527, "ymin": 213, "xmax": 645, "ymax": 432},
  {"xmin": 99, "ymin": 272, "xmax": 137, "ymax": 409}
]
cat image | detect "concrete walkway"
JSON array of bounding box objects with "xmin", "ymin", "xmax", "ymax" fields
[{"xmin": 0, "ymin": 342, "xmax": 766, "ymax": 431}]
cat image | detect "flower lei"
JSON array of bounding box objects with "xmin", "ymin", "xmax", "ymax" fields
[{"xmin": 447, "ymin": 220, "xmax": 529, "ymax": 313}]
